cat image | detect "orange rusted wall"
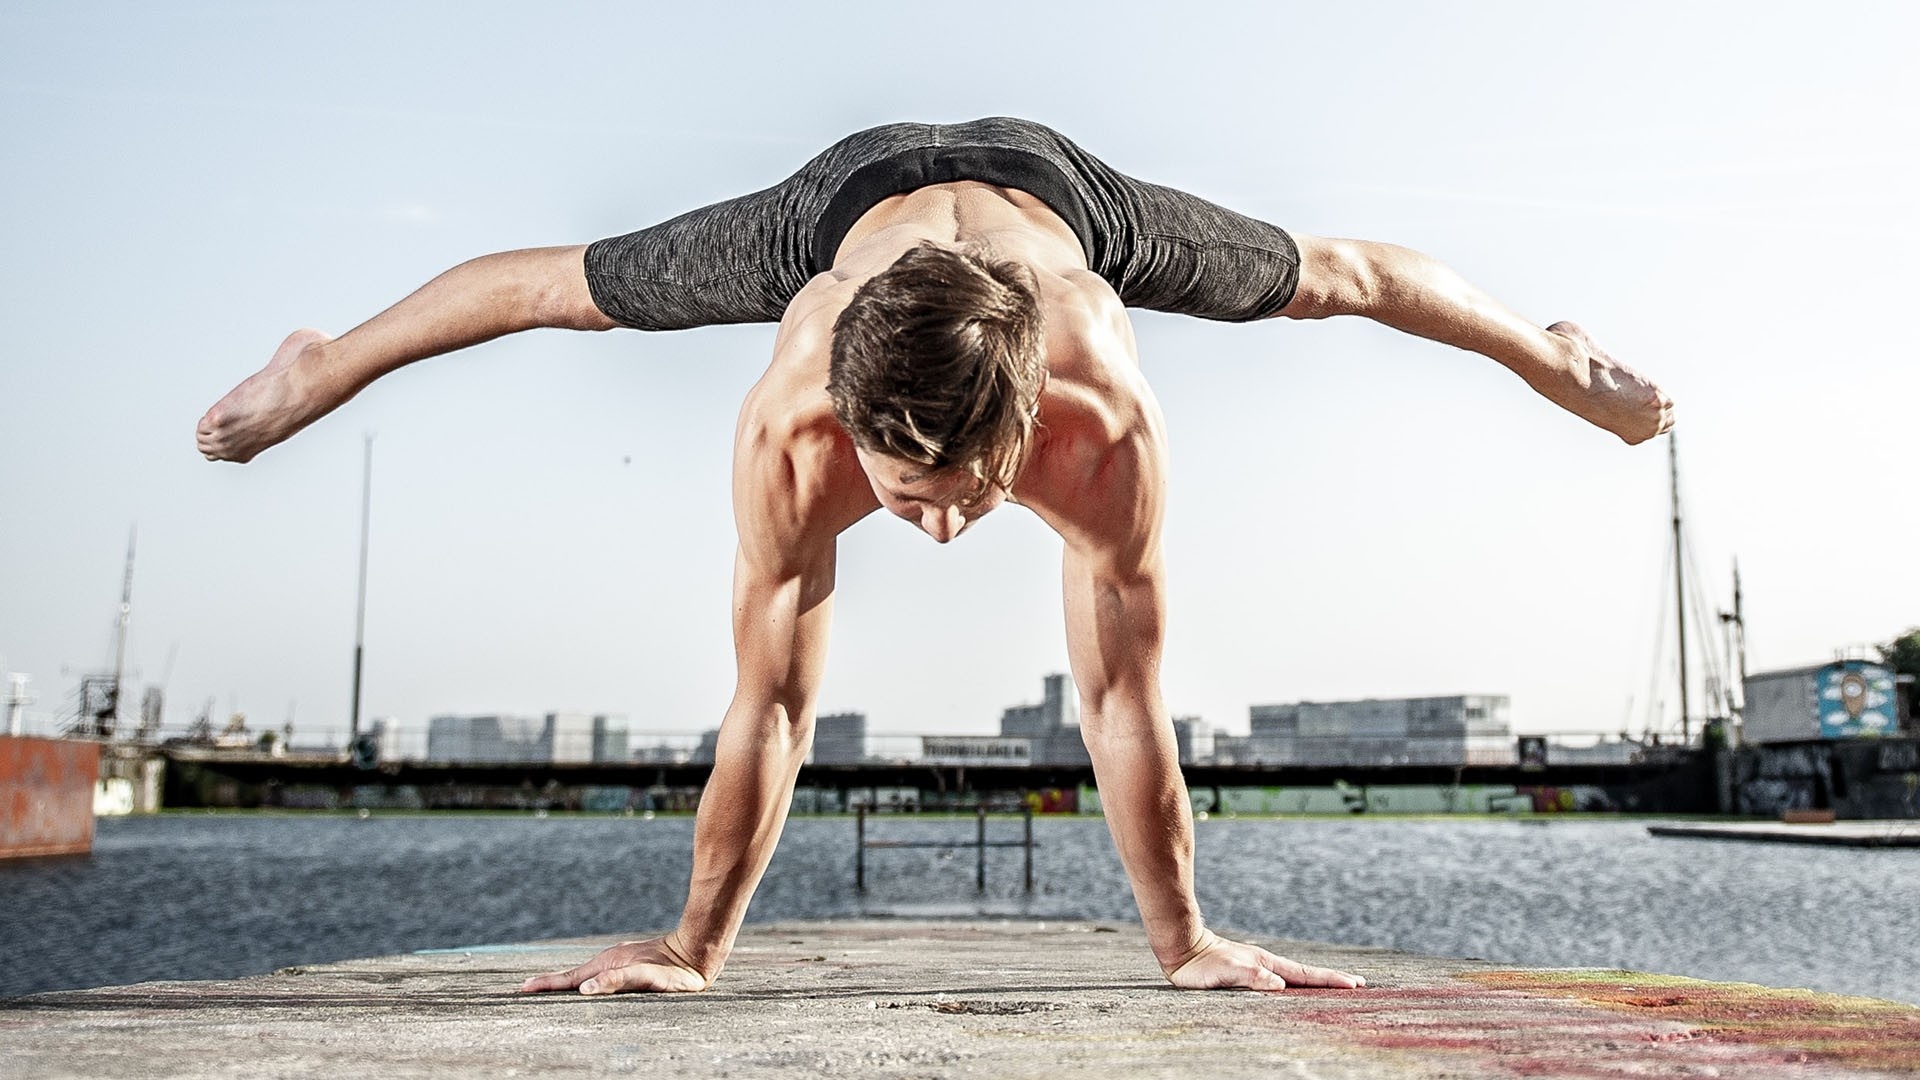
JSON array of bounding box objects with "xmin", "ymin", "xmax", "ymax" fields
[{"xmin": 1, "ymin": 736, "xmax": 100, "ymax": 858}]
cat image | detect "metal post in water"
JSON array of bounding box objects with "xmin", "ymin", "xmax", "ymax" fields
[
  {"xmin": 855, "ymin": 805, "xmax": 866, "ymax": 892},
  {"xmin": 1023, "ymin": 807, "xmax": 1033, "ymax": 893},
  {"xmin": 976, "ymin": 805, "xmax": 987, "ymax": 892}
]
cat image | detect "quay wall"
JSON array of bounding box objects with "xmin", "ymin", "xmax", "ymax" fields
[{"xmin": 159, "ymin": 749, "xmax": 1713, "ymax": 814}]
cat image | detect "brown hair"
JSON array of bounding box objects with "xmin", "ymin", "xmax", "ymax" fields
[{"xmin": 827, "ymin": 243, "xmax": 1046, "ymax": 505}]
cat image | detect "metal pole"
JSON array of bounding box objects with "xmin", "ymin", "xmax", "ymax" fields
[
  {"xmin": 1670, "ymin": 434, "xmax": 1692, "ymax": 743},
  {"xmin": 1732, "ymin": 561, "xmax": 1747, "ymax": 722},
  {"xmin": 976, "ymin": 805, "xmax": 987, "ymax": 892},
  {"xmin": 350, "ymin": 434, "xmax": 373, "ymax": 741},
  {"xmin": 854, "ymin": 805, "xmax": 866, "ymax": 892},
  {"xmin": 110, "ymin": 526, "xmax": 135, "ymax": 739},
  {"xmin": 1023, "ymin": 807, "xmax": 1033, "ymax": 893}
]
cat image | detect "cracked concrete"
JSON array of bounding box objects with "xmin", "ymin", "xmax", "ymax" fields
[{"xmin": 3, "ymin": 920, "xmax": 1916, "ymax": 1078}]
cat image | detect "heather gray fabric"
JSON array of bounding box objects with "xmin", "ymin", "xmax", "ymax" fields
[{"xmin": 584, "ymin": 117, "xmax": 1299, "ymax": 331}]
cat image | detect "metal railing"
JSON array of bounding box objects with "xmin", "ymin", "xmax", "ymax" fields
[
  {"xmin": 854, "ymin": 805, "xmax": 1034, "ymax": 893},
  {"xmin": 5, "ymin": 718, "xmax": 1673, "ymax": 769}
]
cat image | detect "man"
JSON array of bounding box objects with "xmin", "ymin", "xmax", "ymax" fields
[{"xmin": 198, "ymin": 118, "xmax": 1671, "ymax": 996}]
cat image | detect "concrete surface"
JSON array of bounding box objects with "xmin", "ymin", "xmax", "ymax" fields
[
  {"xmin": 1649, "ymin": 821, "xmax": 1920, "ymax": 848},
  {"xmin": 3, "ymin": 919, "xmax": 1917, "ymax": 1078}
]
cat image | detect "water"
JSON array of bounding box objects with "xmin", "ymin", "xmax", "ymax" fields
[{"xmin": 2, "ymin": 814, "xmax": 1915, "ymax": 1003}]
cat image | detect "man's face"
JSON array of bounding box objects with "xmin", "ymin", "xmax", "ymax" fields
[{"xmin": 855, "ymin": 447, "xmax": 1008, "ymax": 544}]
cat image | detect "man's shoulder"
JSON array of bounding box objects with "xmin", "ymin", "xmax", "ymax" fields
[{"xmin": 733, "ymin": 370, "xmax": 876, "ymax": 560}]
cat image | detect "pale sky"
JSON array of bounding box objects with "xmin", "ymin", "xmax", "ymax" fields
[{"xmin": 3, "ymin": 1, "xmax": 1915, "ymax": 746}]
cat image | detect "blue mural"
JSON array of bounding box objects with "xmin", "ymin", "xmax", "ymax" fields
[{"xmin": 1815, "ymin": 662, "xmax": 1898, "ymax": 738}]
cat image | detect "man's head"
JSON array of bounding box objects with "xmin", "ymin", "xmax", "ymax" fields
[{"xmin": 827, "ymin": 243, "xmax": 1046, "ymax": 522}]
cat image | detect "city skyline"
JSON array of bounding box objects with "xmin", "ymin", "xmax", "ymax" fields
[{"xmin": 4, "ymin": 3, "xmax": 1915, "ymax": 747}]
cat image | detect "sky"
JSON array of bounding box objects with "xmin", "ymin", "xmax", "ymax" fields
[{"xmin": 3, "ymin": 1, "xmax": 1915, "ymax": 748}]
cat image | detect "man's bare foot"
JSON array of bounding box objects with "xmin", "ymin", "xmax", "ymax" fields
[
  {"xmin": 1164, "ymin": 930, "xmax": 1366, "ymax": 992},
  {"xmin": 1545, "ymin": 321, "xmax": 1674, "ymax": 446},
  {"xmin": 197, "ymin": 328, "xmax": 336, "ymax": 463}
]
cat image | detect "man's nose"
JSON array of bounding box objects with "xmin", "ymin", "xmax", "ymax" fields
[{"xmin": 921, "ymin": 503, "xmax": 963, "ymax": 543}]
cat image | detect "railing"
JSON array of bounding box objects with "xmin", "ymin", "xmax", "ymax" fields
[
  {"xmin": 854, "ymin": 805, "xmax": 1035, "ymax": 893},
  {"xmin": 5, "ymin": 719, "xmax": 1676, "ymax": 769}
]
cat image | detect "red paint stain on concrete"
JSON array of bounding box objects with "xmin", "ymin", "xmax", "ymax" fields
[
  {"xmin": 1462, "ymin": 969, "xmax": 1920, "ymax": 1073},
  {"xmin": 1270, "ymin": 974, "xmax": 1920, "ymax": 1077}
]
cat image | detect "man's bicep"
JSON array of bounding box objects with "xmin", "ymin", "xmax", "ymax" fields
[
  {"xmin": 1061, "ymin": 545, "xmax": 1167, "ymax": 714},
  {"xmin": 729, "ymin": 540, "xmax": 837, "ymax": 717}
]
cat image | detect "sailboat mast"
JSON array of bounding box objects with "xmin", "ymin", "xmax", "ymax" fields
[{"xmin": 1666, "ymin": 430, "xmax": 1697, "ymax": 737}]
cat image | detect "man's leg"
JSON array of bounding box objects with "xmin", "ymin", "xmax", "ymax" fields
[
  {"xmin": 1278, "ymin": 235, "xmax": 1672, "ymax": 445},
  {"xmin": 197, "ymin": 245, "xmax": 612, "ymax": 463}
]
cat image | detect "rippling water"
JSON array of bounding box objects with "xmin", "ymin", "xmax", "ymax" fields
[{"xmin": 2, "ymin": 814, "xmax": 1915, "ymax": 1003}]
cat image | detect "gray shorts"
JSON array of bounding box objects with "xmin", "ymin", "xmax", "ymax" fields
[{"xmin": 584, "ymin": 117, "xmax": 1300, "ymax": 331}]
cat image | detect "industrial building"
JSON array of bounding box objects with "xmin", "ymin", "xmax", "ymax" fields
[
  {"xmin": 426, "ymin": 713, "xmax": 629, "ymax": 764},
  {"xmin": 1242, "ymin": 694, "xmax": 1513, "ymax": 766},
  {"xmin": 1171, "ymin": 716, "xmax": 1213, "ymax": 765},
  {"xmin": 1741, "ymin": 661, "xmax": 1907, "ymax": 745},
  {"xmin": 812, "ymin": 712, "xmax": 868, "ymax": 764},
  {"xmin": 999, "ymin": 673, "xmax": 1091, "ymax": 767}
]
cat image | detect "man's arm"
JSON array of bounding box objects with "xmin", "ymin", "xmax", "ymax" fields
[
  {"xmin": 520, "ymin": 537, "xmax": 837, "ymax": 994},
  {"xmin": 198, "ymin": 245, "xmax": 615, "ymax": 463},
  {"xmin": 1279, "ymin": 235, "xmax": 1673, "ymax": 445},
  {"xmin": 1055, "ymin": 434, "xmax": 1363, "ymax": 991}
]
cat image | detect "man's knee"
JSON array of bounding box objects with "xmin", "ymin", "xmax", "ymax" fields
[{"xmin": 1280, "ymin": 236, "xmax": 1378, "ymax": 320}]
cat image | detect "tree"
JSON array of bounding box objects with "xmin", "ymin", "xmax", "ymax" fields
[{"xmin": 1879, "ymin": 628, "xmax": 1920, "ymax": 729}]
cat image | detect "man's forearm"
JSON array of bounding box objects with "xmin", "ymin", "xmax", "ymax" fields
[
  {"xmin": 668, "ymin": 705, "xmax": 811, "ymax": 978},
  {"xmin": 1082, "ymin": 710, "xmax": 1208, "ymax": 971}
]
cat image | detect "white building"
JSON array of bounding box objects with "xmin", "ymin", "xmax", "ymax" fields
[{"xmin": 1246, "ymin": 695, "xmax": 1512, "ymax": 766}]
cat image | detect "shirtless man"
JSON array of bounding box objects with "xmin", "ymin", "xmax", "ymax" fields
[{"xmin": 198, "ymin": 118, "xmax": 1671, "ymax": 996}]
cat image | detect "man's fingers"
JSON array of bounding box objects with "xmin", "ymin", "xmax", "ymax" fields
[
  {"xmin": 1247, "ymin": 963, "xmax": 1288, "ymax": 992},
  {"xmin": 519, "ymin": 968, "xmax": 583, "ymax": 994},
  {"xmin": 580, "ymin": 963, "xmax": 704, "ymax": 995},
  {"xmin": 1262, "ymin": 950, "xmax": 1365, "ymax": 989},
  {"xmin": 520, "ymin": 954, "xmax": 615, "ymax": 994}
]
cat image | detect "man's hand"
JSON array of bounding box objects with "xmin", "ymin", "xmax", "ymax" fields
[
  {"xmin": 1164, "ymin": 930, "xmax": 1366, "ymax": 992},
  {"xmin": 518, "ymin": 936, "xmax": 712, "ymax": 995}
]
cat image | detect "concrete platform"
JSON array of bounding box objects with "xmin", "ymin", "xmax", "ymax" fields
[
  {"xmin": 1649, "ymin": 820, "xmax": 1920, "ymax": 848},
  {"xmin": 3, "ymin": 919, "xmax": 1917, "ymax": 1078}
]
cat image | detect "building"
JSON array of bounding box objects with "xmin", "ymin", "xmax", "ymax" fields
[
  {"xmin": 426, "ymin": 714, "xmax": 547, "ymax": 763},
  {"xmin": 1743, "ymin": 661, "xmax": 1904, "ymax": 745},
  {"xmin": 1245, "ymin": 695, "xmax": 1512, "ymax": 766},
  {"xmin": 544, "ymin": 712, "xmax": 630, "ymax": 763},
  {"xmin": 998, "ymin": 673, "xmax": 1090, "ymax": 767},
  {"xmin": 812, "ymin": 712, "xmax": 867, "ymax": 765},
  {"xmin": 546, "ymin": 712, "xmax": 597, "ymax": 763},
  {"xmin": 1171, "ymin": 716, "xmax": 1213, "ymax": 765},
  {"xmin": 591, "ymin": 716, "xmax": 629, "ymax": 763},
  {"xmin": 426, "ymin": 712, "xmax": 631, "ymax": 764}
]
